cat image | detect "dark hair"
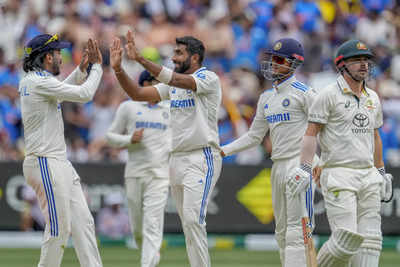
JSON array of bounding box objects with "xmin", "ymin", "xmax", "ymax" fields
[
  {"xmin": 23, "ymin": 50, "xmax": 54, "ymax": 72},
  {"xmin": 175, "ymin": 36, "xmax": 205, "ymax": 65}
]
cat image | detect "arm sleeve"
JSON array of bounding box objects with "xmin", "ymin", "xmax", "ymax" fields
[
  {"xmin": 105, "ymin": 103, "xmax": 132, "ymax": 148},
  {"xmin": 308, "ymin": 90, "xmax": 331, "ymax": 124},
  {"xmin": 222, "ymin": 96, "xmax": 269, "ymax": 156},
  {"xmin": 37, "ymin": 63, "xmax": 103, "ymax": 103},
  {"xmin": 154, "ymin": 83, "xmax": 170, "ymax": 100},
  {"xmin": 191, "ymin": 71, "xmax": 220, "ymax": 95},
  {"xmin": 63, "ymin": 66, "xmax": 88, "ymax": 85}
]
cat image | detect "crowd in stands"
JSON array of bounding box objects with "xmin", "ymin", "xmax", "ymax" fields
[{"xmin": 1, "ymin": 0, "xmax": 400, "ymax": 166}]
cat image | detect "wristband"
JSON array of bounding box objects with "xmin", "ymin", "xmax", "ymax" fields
[{"xmin": 156, "ymin": 66, "xmax": 173, "ymax": 84}]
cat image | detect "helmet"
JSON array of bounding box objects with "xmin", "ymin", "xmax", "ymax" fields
[
  {"xmin": 334, "ymin": 40, "xmax": 374, "ymax": 68},
  {"xmin": 261, "ymin": 38, "xmax": 304, "ymax": 81},
  {"xmin": 334, "ymin": 40, "xmax": 374, "ymax": 81}
]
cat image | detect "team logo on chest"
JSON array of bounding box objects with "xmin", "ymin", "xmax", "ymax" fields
[
  {"xmin": 162, "ymin": 111, "xmax": 169, "ymax": 119},
  {"xmin": 365, "ymin": 99, "xmax": 375, "ymax": 110},
  {"xmin": 352, "ymin": 113, "xmax": 369, "ymax": 127},
  {"xmin": 351, "ymin": 113, "xmax": 372, "ymax": 134},
  {"xmin": 282, "ymin": 98, "xmax": 290, "ymax": 107}
]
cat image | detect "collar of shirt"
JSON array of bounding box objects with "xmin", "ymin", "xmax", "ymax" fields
[
  {"xmin": 337, "ymin": 75, "xmax": 369, "ymax": 97},
  {"xmin": 273, "ymin": 75, "xmax": 296, "ymax": 93},
  {"xmin": 193, "ymin": 67, "xmax": 206, "ymax": 75}
]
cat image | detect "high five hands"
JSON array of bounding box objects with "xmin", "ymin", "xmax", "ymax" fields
[
  {"xmin": 79, "ymin": 38, "xmax": 102, "ymax": 72},
  {"xmin": 110, "ymin": 30, "xmax": 141, "ymax": 73}
]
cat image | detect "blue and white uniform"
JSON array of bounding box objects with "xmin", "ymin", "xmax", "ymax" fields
[
  {"xmin": 222, "ymin": 76, "xmax": 318, "ymax": 267},
  {"xmin": 106, "ymin": 101, "xmax": 170, "ymax": 267},
  {"xmin": 20, "ymin": 64, "xmax": 103, "ymax": 267},
  {"xmin": 154, "ymin": 67, "xmax": 222, "ymax": 267}
]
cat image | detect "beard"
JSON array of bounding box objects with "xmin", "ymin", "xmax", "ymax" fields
[
  {"xmin": 174, "ymin": 57, "xmax": 191, "ymax": 73},
  {"xmin": 52, "ymin": 60, "xmax": 61, "ymax": 76}
]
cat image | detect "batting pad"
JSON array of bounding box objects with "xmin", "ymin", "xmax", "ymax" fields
[
  {"xmin": 350, "ymin": 234, "xmax": 382, "ymax": 267},
  {"xmin": 285, "ymin": 225, "xmax": 306, "ymax": 266},
  {"xmin": 317, "ymin": 228, "xmax": 364, "ymax": 267}
]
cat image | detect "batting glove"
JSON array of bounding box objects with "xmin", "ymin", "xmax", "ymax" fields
[
  {"xmin": 287, "ymin": 165, "xmax": 311, "ymax": 197},
  {"xmin": 378, "ymin": 167, "xmax": 393, "ymax": 202}
]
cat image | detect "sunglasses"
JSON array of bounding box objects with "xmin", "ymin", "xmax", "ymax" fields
[
  {"xmin": 24, "ymin": 34, "xmax": 59, "ymax": 56},
  {"xmin": 272, "ymin": 55, "xmax": 286, "ymax": 65}
]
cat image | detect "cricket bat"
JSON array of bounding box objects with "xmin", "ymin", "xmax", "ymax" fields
[{"xmin": 300, "ymin": 191, "xmax": 318, "ymax": 267}]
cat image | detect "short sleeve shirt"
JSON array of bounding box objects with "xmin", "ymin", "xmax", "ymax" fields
[
  {"xmin": 309, "ymin": 75, "xmax": 383, "ymax": 168},
  {"xmin": 155, "ymin": 67, "xmax": 222, "ymax": 152}
]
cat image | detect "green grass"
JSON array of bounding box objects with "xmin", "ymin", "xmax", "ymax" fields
[{"xmin": 0, "ymin": 247, "xmax": 399, "ymax": 266}]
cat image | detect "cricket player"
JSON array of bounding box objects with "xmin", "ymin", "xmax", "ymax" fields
[
  {"xmin": 106, "ymin": 70, "xmax": 170, "ymax": 267},
  {"xmin": 221, "ymin": 38, "xmax": 318, "ymax": 267},
  {"xmin": 20, "ymin": 34, "xmax": 103, "ymax": 267},
  {"xmin": 291, "ymin": 39, "xmax": 394, "ymax": 267},
  {"xmin": 109, "ymin": 31, "xmax": 222, "ymax": 267}
]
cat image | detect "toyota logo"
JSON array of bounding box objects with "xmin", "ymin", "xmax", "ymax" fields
[{"xmin": 352, "ymin": 113, "xmax": 369, "ymax": 127}]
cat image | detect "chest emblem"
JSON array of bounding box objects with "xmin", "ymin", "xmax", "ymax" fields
[
  {"xmin": 162, "ymin": 111, "xmax": 169, "ymax": 119},
  {"xmin": 345, "ymin": 100, "xmax": 350, "ymax": 108},
  {"xmin": 282, "ymin": 98, "xmax": 290, "ymax": 107},
  {"xmin": 352, "ymin": 113, "xmax": 369, "ymax": 128},
  {"xmin": 365, "ymin": 99, "xmax": 375, "ymax": 110},
  {"xmin": 264, "ymin": 103, "xmax": 268, "ymax": 109}
]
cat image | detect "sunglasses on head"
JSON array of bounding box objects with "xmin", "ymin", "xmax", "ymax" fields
[{"xmin": 24, "ymin": 34, "xmax": 59, "ymax": 56}]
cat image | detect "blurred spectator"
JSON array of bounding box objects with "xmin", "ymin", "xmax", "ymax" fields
[
  {"xmin": 231, "ymin": 8, "xmax": 268, "ymax": 71},
  {"xmin": 379, "ymin": 117, "xmax": 399, "ymax": 164},
  {"xmin": 96, "ymin": 192, "xmax": 130, "ymax": 240}
]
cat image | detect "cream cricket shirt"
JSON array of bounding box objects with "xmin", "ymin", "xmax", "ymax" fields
[
  {"xmin": 309, "ymin": 75, "xmax": 383, "ymax": 169},
  {"xmin": 106, "ymin": 101, "xmax": 170, "ymax": 178},
  {"xmin": 223, "ymin": 76, "xmax": 317, "ymax": 161},
  {"xmin": 19, "ymin": 64, "xmax": 103, "ymax": 159},
  {"xmin": 155, "ymin": 67, "xmax": 222, "ymax": 153}
]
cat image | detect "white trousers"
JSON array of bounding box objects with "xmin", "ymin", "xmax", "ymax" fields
[
  {"xmin": 125, "ymin": 177, "xmax": 169, "ymax": 267},
  {"xmin": 23, "ymin": 156, "xmax": 102, "ymax": 267},
  {"xmin": 320, "ymin": 167, "xmax": 382, "ymax": 267},
  {"xmin": 169, "ymin": 147, "xmax": 222, "ymax": 267},
  {"xmin": 271, "ymin": 156, "xmax": 315, "ymax": 267}
]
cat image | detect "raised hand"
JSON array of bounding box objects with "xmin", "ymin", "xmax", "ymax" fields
[
  {"xmin": 110, "ymin": 37, "xmax": 123, "ymax": 72},
  {"xmin": 79, "ymin": 47, "xmax": 89, "ymax": 72},
  {"xmin": 87, "ymin": 38, "xmax": 102, "ymax": 65},
  {"xmin": 125, "ymin": 30, "xmax": 140, "ymax": 61}
]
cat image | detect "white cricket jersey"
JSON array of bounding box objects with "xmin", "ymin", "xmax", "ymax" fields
[
  {"xmin": 106, "ymin": 101, "xmax": 170, "ymax": 178},
  {"xmin": 155, "ymin": 67, "xmax": 222, "ymax": 153},
  {"xmin": 308, "ymin": 75, "xmax": 383, "ymax": 169},
  {"xmin": 19, "ymin": 64, "xmax": 103, "ymax": 159},
  {"xmin": 223, "ymin": 76, "xmax": 317, "ymax": 161}
]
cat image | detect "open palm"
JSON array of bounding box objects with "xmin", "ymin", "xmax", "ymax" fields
[{"xmin": 110, "ymin": 37, "xmax": 123, "ymax": 71}]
